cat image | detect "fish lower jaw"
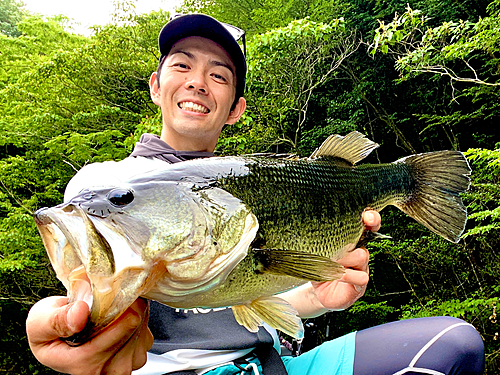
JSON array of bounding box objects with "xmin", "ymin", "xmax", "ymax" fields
[{"xmin": 67, "ymin": 266, "xmax": 93, "ymax": 308}]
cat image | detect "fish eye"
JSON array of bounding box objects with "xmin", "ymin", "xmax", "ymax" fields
[{"xmin": 107, "ymin": 189, "xmax": 134, "ymax": 207}]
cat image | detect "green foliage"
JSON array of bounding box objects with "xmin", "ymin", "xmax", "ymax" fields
[
  {"xmin": 45, "ymin": 129, "xmax": 130, "ymax": 166},
  {"xmin": 243, "ymin": 18, "xmax": 358, "ymax": 152},
  {"xmin": 400, "ymin": 295, "xmax": 498, "ymax": 322},
  {"xmin": 460, "ymin": 150, "xmax": 500, "ymax": 354},
  {"xmin": 0, "ymin": 0, "xmax": 25, "ymax": 37},
  {"xmin": 180, "ymin": 0, "xmax": 353, "ymax": 36},
  {"xmin": 461, "ymin": 146, "xmax": 500, "ymax": 282},
  {"xmin": 216, "ymin": 112, "xmax": 262, "ymax": 155},
  {"xmin": 0, "ymin": 14, "xmax": 87, "ymax": 88},
  {"xmin": 0, "ymin": 0, "xmax": 500, "ymax": 372},
  {"xmin": 364, "ymin": 2, "xmax": 500, "ymax": 154},
  {"xmin": 0, "ymin": 8, "xmax": 172, "ymax": 373},
  {"xmin": 370, "ymin": 4, "xmax": 500, "ymax": 87},
  {"xmin": 125, "ymin": 111, "xmax": 163, "ymax": 149},
  {"xmin": 307, "ymin": 300, "xmax": 396, "ymax": 346}
]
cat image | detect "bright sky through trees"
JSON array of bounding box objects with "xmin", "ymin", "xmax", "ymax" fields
[{"xmin": 21, "ymin": 0, "xmax": 181, "ymax": 35}]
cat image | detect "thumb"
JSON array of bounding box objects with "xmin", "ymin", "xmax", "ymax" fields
[
  {"xmin": 64, "ymin": 300, "xmax": 90, "ymax": 336},
  {"xmin": 362, "ymin": 210, "xmax": 381, "ymax": 232},
  {"xmin": 27, "ymin": 296, "xmax": 90, "ymax": 343}
]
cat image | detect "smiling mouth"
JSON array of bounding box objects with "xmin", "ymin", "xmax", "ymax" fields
[{"xmin": 178, "ymin": 102, "xmax": 210, "ymax": 114}]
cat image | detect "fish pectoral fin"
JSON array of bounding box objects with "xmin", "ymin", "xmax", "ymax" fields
[
  {"xmin": 356, "ymin": 231, "xmax": 392, "ymax": 248},
  {"xmin": 252, "ymin": 248, "xmax": 344, "ymax": 282},
  {"xmin": 232, "ymin": 296, "xmax": 304, "ymax": 339}
]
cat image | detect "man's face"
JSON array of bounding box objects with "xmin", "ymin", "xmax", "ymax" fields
[{"xmin": 150, "ymin": 36, "xmax": 246, "ymax": 151}]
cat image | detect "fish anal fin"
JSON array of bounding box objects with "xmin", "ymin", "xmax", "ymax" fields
[
  {"xmin": 232, "ymin": 296, "xmax": 304, "ymax": 339},
  {"xmin": 309, "ymin": 131, "xmax": 379, "ymax": 164},
  {"xmin": 232, "ymin": 304, "xmax": 262, "ymax": 333},
  {"xmin": 253, "ymin": 249, "xmax": 344, "ymax": 282}
]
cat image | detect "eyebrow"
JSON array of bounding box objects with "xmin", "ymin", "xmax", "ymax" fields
[{"xmin": 170, "ymin": 50, "xmax": 235, "ymax": 77}]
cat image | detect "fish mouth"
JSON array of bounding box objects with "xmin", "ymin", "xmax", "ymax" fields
[
  {"xmin": 35, "ymin": 205, "xmax": 90, "ymax": 297},
  {"xmin": 34, "ymin": 204, "xmax": 151, "ymax": 344}
]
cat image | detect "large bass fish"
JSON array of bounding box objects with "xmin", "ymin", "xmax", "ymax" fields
[{"xmin": 34, "ymin": 132, "xmax": 471, "ymax": 344}]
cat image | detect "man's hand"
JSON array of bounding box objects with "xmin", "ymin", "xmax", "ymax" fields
[
  {"xmin": 311, "ymin": 210, "xmax": 380, "ymax": 311},
  {"xmin": 280, "ymin": 210, "xmax": 381, "ymax": 317},
  {"xmin": 26, "ymin": 296, "xmax": 153, "ymax": 375}
]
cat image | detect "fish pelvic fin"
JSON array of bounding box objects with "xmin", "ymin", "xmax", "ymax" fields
[
  {"xmin": 252, "ymin": 248, "xmax": 345, "ymax": 282},
  {"xmin": 396, "ymin": 151, "xmax": 471, "ymax": 243},
  {"xmin": 309, "ymin": 131, "xmax": 379, "ymax": 164},
  {"xmin": 232, "ymin": 296, "xmax": 304, "ymax": 339}
]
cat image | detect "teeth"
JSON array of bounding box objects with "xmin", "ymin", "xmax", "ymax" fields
[{"xmin": 179, "ymin": 102, "xmax": 209, "ymax": 114}]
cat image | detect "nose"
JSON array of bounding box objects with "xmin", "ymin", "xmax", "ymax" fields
[{"xmin": 185, "ymin": 70, "xmax": 208, "ymax": 95}]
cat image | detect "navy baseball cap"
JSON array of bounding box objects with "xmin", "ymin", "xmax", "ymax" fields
[{"xmin": 158, "ymin": 14, "xmax": 247, "ymax": 100}]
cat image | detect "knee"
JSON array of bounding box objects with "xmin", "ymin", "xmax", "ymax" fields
[{"xmin": 440, "ymin": 318, "xmax": 485, "ymax": 373}]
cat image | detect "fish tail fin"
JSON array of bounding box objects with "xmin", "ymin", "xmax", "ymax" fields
[
  {"xmin": 232, "ymin": 296, "xmax": 304, "ymax": 339},
  {"xmin": 395, "ymin": 151, "xmax": 471, "ymax": 243}
]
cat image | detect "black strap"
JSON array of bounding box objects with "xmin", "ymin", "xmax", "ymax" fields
[
  {"xmin": 254, "ymin": 344, "xmax": 289, "ymax": 375},
  {"xmin": 163, "ymin": 371, "xmax": 197, "ymax": 375}
]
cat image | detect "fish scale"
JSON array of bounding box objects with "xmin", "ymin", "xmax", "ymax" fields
[
  {"xmin": 216, "ymin": 159, "xmax": 409, "ymax": 255},
  {"xmin": 34, "ymin": 131, "xmax": 471, "ymax": 343},
  {"xmin": 169, "ymin": 162, "xmax": 410, "ymax": 309}
]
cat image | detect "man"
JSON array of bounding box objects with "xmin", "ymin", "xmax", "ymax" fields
[{"xmin": 27, "ymin": 14, "xmax": 484, "ymax": 375}]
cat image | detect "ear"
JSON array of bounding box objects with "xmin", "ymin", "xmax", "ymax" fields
[
  {"xmin": 149, "ymin": 72, "xmax": 161, "ymax": 106},
  {"xmin": 226, "ymin": 97, "xmax": 247, "ymax": 125}
]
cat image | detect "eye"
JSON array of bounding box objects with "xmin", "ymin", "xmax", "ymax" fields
[
  {"xmin": 173, "ymin": 62, "xmax": 189, "ymax": 70},
  {"xmin": 212, "ymin": 73, "xmax": 226, "ymax": 82},
  {"xmin": 107, "ymin": 189, "xmax": 134, "ymax": 207}
]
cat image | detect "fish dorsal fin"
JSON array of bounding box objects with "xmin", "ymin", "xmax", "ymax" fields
[
  {"xmin": 309, "ymin": 131, "xmax": 379, "ymax": 165},
  {"xmin": 232, "ymin": 296, "xmax": 304, "ymax": 339}
]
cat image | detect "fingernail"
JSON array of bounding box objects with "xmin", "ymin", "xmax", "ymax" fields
[
  {"xmin": 364, "ymin": 211, "xmax": 374, "ymax": 223},
  {"xmin": 67, "ymin": 304, "xmax": 77, "ymax": 332}
]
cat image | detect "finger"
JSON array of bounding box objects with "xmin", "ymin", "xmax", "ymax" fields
[
  {"xmin": 101, "ymin": 328, "xmax": 139, "ymax": 374},
  {"xmin": 100, "ymin": 299, "xmax": 150, "ymax": 374},
  {"xmin": 131, "ymin": 301, "xmax": 153, "ymax": 371},
  {"xmin": 340, "ymin": 268, "xmax": 369, "ymax": 289},
  {"xmin": 66, "ymin": 301, "xmax": 92, "ymax": 335},
  {"xmin": 131, "ymin": 320, "xmax": 153, "ymax": 370},
  {"xmin": 362, "ymin": 210, "xmax": 381, "ymax": 232},
  {"xmin": 26, "ymin": 297, "xmax": 149, "ymax": 375},
  {"xmin": 337, "ymin": 248, "xmax": 370, "ymax": 271},
  {"xmin": 92, "ymin": 299, "xmax": 146, "ymax": 353},
  {"xmin": 131, "ymin": 328, "xmax": 153, "ymax": 371}
]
